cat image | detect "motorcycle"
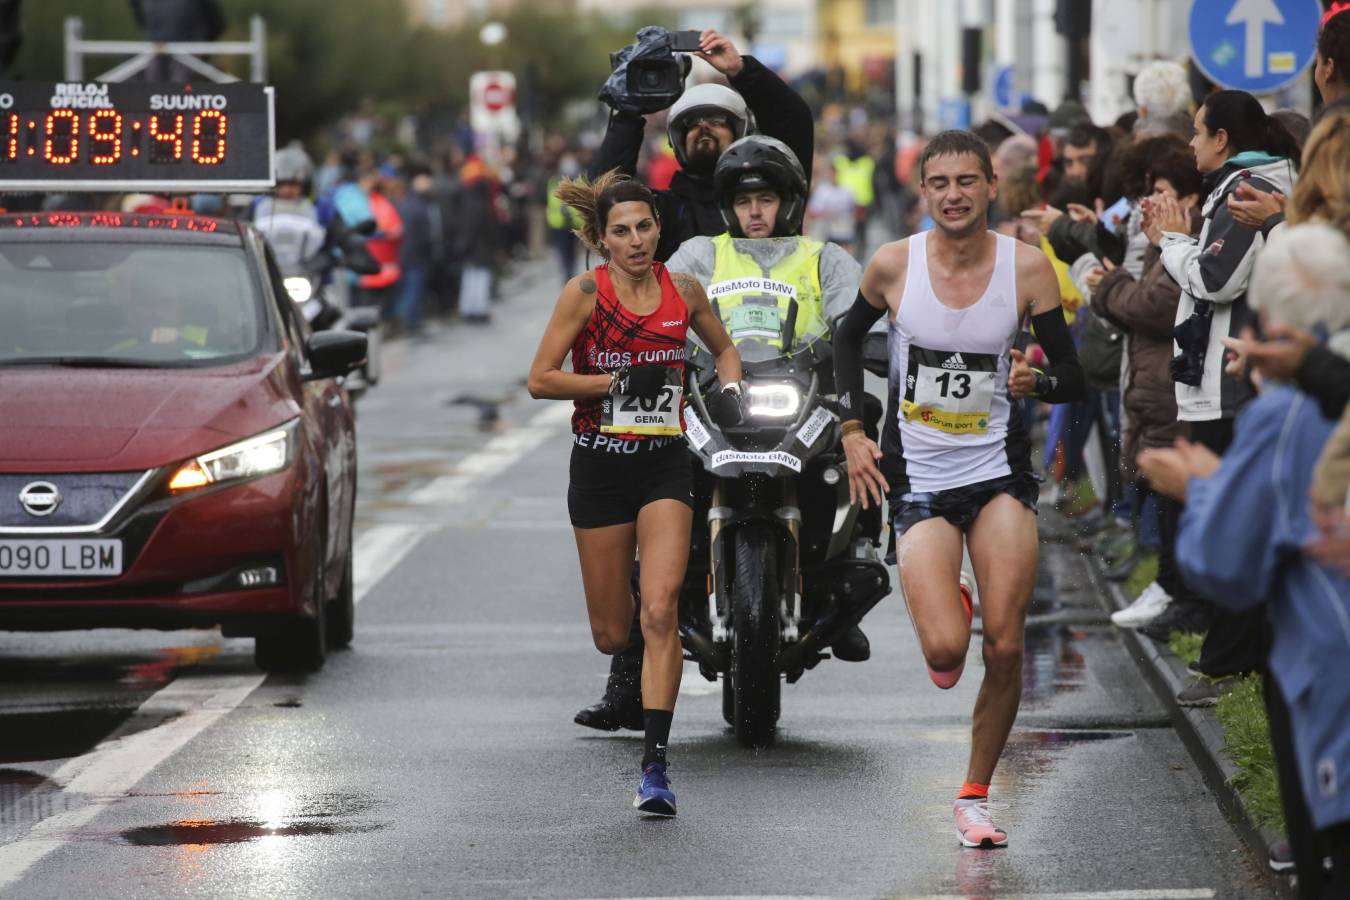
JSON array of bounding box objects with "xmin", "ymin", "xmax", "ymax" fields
[
  {"xmin": 260, "ymin": 211, "xmax": 384, "ymax": 399},
  {"xmin": 680, "ymin": 301, "xmax": 891, "ymax": 748}
]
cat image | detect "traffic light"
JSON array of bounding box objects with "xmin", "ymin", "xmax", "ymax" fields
[
  {"xmin": 1055, "ymin": 0, "xmax": 1091, "ymax": 38},
  {"xmin": 961, "ymin": 28, "xmax": 982, "ymax": 96}
]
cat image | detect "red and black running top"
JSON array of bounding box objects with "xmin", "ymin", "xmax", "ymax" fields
[{"xmin": 570, "ymin": 262, "xmax": 689, "ymax": 439}]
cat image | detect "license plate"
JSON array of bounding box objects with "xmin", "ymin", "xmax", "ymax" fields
[{"xmin": 0, "ymin": 540, "xmax": 123, "ymax": 577}]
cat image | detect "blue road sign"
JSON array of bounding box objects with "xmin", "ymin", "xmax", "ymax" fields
[
  {"xmin": 992, "ymin": 66, "xmax": 1016, "ymax": 110},
  {"xmin": 1188, "ymin": 0, "xmax": 1322, "ymax": 94},
  {"xmin": 938, "ymin": 98, "xmax": 972, "ymax": 131}
]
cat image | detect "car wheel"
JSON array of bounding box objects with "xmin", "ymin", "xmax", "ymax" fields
[
  {"xmin": 254, "ymin": 537, "xmax": 328, "ymax": 674},
  {"xmin": 326, "ymin": 551, "xmax": 355, "ymax": 650}
]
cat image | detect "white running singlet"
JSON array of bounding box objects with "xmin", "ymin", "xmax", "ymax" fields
[{"xmin": 888, "ymin": 230, "xmax": 1021, "ymax": 493}]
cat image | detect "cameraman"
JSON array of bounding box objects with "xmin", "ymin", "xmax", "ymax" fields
[{"xmin": 591, "ymin": 28, "xmax": 815, "ymax": 264}]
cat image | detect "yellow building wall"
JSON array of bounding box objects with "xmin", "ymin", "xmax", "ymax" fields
[{"xmin": 817, "ymin": 0, "xmax": 897, "ymax": 92}]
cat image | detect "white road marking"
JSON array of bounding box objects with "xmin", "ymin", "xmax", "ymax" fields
[
  {"xmin": 0, "ymin": 405, "xmax": 573, "ymax": 891},
  {"xmin": 352, "ymin": 523, "xmax": 421, "ymax": 605},
  {"xmin": 409, "ymin": 402, "xmax": 572, "ymax": 505}
]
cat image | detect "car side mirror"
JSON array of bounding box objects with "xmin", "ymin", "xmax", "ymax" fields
[{"xmin": 304, "ymin": 330, "xmax": 367, "ymax": 381}]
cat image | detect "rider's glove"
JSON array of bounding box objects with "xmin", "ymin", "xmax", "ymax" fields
[
  {"xmin": 708, "ymin": 382, "xmax": 744, "ymax": 428},
  {"xmin": 611, "ymin": 364, "xmax": 668, "ymax": 401}
]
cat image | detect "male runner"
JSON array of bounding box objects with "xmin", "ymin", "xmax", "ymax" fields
[{"xmin": 833, "ymin": 130, "xmax": 1084, "ymax": 848}]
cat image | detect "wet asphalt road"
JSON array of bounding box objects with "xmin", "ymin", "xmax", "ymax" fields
[{"xmin": 0, "ymin": 260, "xmax": 1274, "ymax": 899}]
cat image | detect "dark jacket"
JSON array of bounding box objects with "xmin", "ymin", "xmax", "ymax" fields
[
  {"xmin": 591, "ymin": 55, "xmax": 814, "ymax": 262},
  {"xmin": 1047, "ymin": 213, "xmax": 1126, "ymax": 268},
  {"xmin": 1297, "ymin": 344, "xmax": 1350, "ymax": 421},
  {"xmin": 1091, "ymin": 244, "xmax": 1184, "ymax": 478},
  {"xmin": 397, "ymin": 192, "xmax": 436, "ymax": 270},
  {"xmin": 130, "ymin": 0, "xmax": 225, "ymax": 42}
]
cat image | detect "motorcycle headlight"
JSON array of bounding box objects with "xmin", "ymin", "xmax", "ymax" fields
[
  {"xmin": 745, "ymin": 383, "xmax": 802, "ymax": 419},
  {"xmin": 284, "ymin": 276, "xmax": 313, "ymax": 304},
  {"xmin": 168, "ymin": 422, "xmax": 295, "ymax": 492}
]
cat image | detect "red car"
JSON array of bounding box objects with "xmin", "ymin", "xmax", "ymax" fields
[{"xmin": 0, "ymin": 211, "xmax": 367, "ymax": 672}]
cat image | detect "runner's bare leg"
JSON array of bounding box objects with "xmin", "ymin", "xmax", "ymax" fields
[
  {"xmin": 895, "ymin": 517, "xmax": 970, "ymax": 675},
  {"xmin": 964, "ymin": 493, "xmax": 1039, "ymax": 784},
  {"xmin": 573, "ymin": 524, "xmax": 638, "ymax": 655},
  {"xmin": 635, "ymin": 499, "xmax": 692, "ymax": 710}
]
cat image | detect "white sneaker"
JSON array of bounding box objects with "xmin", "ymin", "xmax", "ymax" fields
[{"xmin": 1110, "ymin": 581, "xmax": 1172, "ymax": 628}]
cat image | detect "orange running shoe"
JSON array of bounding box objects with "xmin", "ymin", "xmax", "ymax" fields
[
  {"xmin": 954, "ymin": 796, "xmax": 1008, "ymax": 848},
  {"xmin": 926, "ymin": 574, "xmax": 976, "ymax": 689}
]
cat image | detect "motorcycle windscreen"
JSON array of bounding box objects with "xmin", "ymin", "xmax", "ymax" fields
[{"xmin": 690, "ymin": 295, "xmax": 832, "ymax": 366}]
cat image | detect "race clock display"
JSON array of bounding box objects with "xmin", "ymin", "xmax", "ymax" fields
[{"xmin": 0, "ymin": 81, "xmax": 274, "ymax": 192}]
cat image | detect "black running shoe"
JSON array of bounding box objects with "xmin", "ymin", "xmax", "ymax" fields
[{"xmin": 574, "ymin": 695, "xmax": 643, "ymax": 731}]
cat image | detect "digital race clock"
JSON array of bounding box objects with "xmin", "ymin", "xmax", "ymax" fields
[{"xmin": 0, "ymin": 81, "xmax": 274, "ymax": 192}]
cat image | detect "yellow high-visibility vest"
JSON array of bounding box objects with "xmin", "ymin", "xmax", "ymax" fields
[
  {"xmin": 706, "ymin": 233, "xmax": 828, "ymax": 352},
  {"xmin": 833, "ymin": 154, "xmax": 876, "ymax": 208},
  {"xmin": 546, "ymin": 177, "xmax": 583, "ymax": 231}
]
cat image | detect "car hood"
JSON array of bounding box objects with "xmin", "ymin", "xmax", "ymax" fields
[{"xmin": 0, "ymin": 355, "xmax": 300, "ymax": 472}]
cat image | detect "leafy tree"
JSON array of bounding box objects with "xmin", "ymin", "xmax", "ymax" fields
[{"xmin": 9, "ymin": 0, "xmax": 675, "ymax": 146}]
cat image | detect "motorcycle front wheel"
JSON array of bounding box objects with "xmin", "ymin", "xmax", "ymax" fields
[{"xmin": 731, "ymin": 524, "xmax": 782, "ymax": 748}]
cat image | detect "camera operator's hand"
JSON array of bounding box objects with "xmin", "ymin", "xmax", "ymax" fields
[{"xmin": 696, "ymin": 29, "xmax": 744, "ymax": 77}]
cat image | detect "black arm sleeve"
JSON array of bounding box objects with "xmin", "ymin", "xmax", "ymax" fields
[
  {"xmin": 833, "ymin": 292, "xmax": 886, "ymax": 421},
  {"xmin": 730, "ymin": 56, "xmax": 815, "ymax": 182},
  {"xmin": 1296, "ymin": 344, "xmax": 1350, "ymax": 420},
  {"xmin": 1029, "ymin": 308, "xmax": 1086, "ymax": 403},
  {"xmin": 589, "ymin": 110, "xmax": 645, "ymax": 179}
]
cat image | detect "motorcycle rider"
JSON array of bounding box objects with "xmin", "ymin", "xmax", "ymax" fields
[
  {"xmin": 251, "ymin": 144, "xmax": 326, "ymax": 273},
  {"xmin": 577, "ymin": 27, "xmax": 817, "ymax": 731},
  {"xmin": 665, "ymin": 134, "xmax": 875, "ymax": 661},
  {"xmin": 527, "ymin": 171, "xmax": 743, "ymax": 815}
]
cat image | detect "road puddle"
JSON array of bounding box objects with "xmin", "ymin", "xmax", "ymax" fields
[
  {"xmin": 0, "ymin": 768, "xmax": 83, "ymax": 840},
  {"xmin": 0, "ymin": 707, "xmax": 182, "ymax": 764},
  {"xmin": 1020, "ymin": 623, "xmax": 1092, "ymax": 708},
  {"xmin": 120, "ymin": 790, "xmax": 384, "ymax": 847},
  {"xmin": 121, "ymin": 818, "xmax": 384, "ymax": 846}
]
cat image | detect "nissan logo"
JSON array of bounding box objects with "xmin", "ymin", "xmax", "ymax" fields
[{"xmin": 18, "ymin": 482, "xmax": 62, "ymax": 517}]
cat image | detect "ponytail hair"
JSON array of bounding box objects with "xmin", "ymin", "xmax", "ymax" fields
[
  {"xmin": 552, "ymin": 168, "xmax": 659, "ymax": 254},
  {"xmin": 1200, "ymin": 90, "xmax": 1302, "ymax": 168}
]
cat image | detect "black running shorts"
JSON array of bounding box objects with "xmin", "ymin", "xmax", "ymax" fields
[
  {"xmin": 890, "ymin": 471, "xmax": 1040, "ymax": 539},
  {"xmin": 567, "ymin": 433, "xmax": 695, "ymax": 529}
]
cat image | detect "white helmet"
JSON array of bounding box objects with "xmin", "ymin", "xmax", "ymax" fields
[
  {"xmin": 666, "ymin": 84, "xmax": 754, "ymax": 167},
  {"xmin": 274, "ymin": 144, "xmax": 315, "ymax": 184}
]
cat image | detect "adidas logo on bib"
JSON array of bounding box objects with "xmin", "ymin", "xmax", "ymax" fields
[{"xmin": 941, "ymin": 352, "xmax": 967, "ymax": 370}]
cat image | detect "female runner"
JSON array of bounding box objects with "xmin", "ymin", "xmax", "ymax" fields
[{"xmin": 527, "ymin": 171, "xmax": 743, "ymax": 816}]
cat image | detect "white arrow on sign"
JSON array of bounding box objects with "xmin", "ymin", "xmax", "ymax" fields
[{"xmin": 1226, "ymin": 0, "xmax": 1285, "ymax": 79}]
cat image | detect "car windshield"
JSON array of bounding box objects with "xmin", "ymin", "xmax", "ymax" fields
[{"xmin": 0, "ymin": 241, "xmax": 262, "ymax": 368}]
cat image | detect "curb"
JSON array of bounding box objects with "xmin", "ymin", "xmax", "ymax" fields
[{"xmin": 1078, "ymin": 553, "xmax": 1292, "ymax": 898}]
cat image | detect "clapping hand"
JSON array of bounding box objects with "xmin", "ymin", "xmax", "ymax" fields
[
  {"xmin": 1066, "ymin": 200, "xmax": 1104, "ymax": 225},
  {"xmin": 1137, "ymin": 439, "xmax": 1222, "ymax": 502},
  {"xmin": 1227, "ymin": 182, "xmax": 1285, "ymax": 230},
  {"xmin": 1019, "ymin": 206, "xmax": 1063, "ymax": 236}
]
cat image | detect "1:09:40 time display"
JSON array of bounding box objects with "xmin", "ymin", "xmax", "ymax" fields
[{"xmin": 2, "ymin": 110, "xmax": 229, "ymax": 166}]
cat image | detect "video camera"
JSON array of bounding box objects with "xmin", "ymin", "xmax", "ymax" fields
[{"xmin": 600, "ymin": 26, "xmax": 700, "ymax": 116}]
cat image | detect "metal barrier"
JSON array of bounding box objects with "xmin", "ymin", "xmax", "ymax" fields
[{"xmin": 63, "ymin": 15, "xmax": 266, "ymax": 84}]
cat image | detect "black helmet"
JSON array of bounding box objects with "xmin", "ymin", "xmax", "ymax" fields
[{"xmin": 713, "ymin": 135, "xmax": 808, "ymax": 238}]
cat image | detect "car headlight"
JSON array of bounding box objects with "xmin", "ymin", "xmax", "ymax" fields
[
  {"xmin": 745, "ymin": 383, "xmax": 801, "ymax": 418},
  {"xmin": 168, "ymin": 422, "xmax": 295, "ymax": 492},
  {"xmin": 284, "ymin": 276, "xmax": 313, "ymax": 304}
]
